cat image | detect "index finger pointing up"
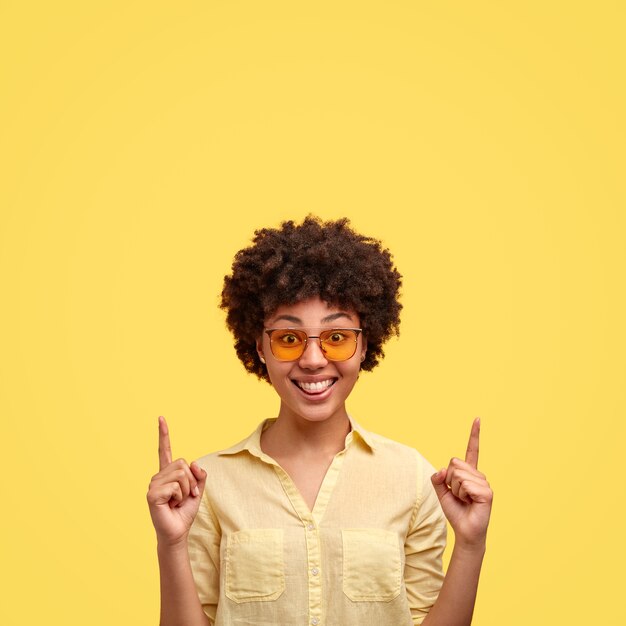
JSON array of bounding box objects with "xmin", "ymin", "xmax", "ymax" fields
[
  {"xmin": 158, "ymin": 415, "xmax": 173, "ymax": 470},
  {"xmin": 465, "ymin": 417, "xmax": 480, "ymax": 468}
]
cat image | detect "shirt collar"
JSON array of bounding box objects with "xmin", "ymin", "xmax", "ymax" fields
[{"xmin": 217, "ymin": 414, "xmax": 376, "ymax": 458}]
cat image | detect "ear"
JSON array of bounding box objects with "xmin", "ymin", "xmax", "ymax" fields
[
  {"xmin": 360, "ymin": 336, "xmax": 368, "ymax": 363},
  {"xmin": 256, "ymin": 337, "xmax": 266, "ymax": 364}
]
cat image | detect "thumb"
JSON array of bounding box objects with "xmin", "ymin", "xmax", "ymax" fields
[
  {"xmin": 191, "ymin": 462, "xmax": 208, "ymax": 495},
  {"xmin": 431, "ymin": 468, "xmax": 449, "ymax": 501}
]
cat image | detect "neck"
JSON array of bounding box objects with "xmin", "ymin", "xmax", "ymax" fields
[{"xmin": 264, "ymin": 405, "xmax": 351, "ymax": 458}]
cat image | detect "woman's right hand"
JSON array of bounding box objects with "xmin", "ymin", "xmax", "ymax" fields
[{"xmin": 146, "ymin": 415, "xmax": 208, "ymax": 547}]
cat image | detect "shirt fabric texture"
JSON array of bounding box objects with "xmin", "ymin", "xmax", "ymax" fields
[{"xmin": 188, "ymin": 415, "xmax": 447, "ymax": 626}]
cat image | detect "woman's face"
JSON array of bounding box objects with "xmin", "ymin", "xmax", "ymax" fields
[{"xmin": 257, "ymin": 296, "xmax": 366, "ymax": 425}]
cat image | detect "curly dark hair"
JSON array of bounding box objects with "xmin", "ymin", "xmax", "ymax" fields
[{"xmin": 220, "ymin": 215, "xmax": 402, "ymax": 383}]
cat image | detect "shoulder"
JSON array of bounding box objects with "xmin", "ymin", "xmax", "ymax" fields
[
  {"xmin": 190, "ymin": 435, "xmax": 251, "ymax": 472},
  {"xmin": 350, "ymin": 427, "xmax": 438, "ymax": 502},
  {"xmin": 367, "ymin": 429, "xmax": 436, "ymax": 472},
  {"xmin": 191, "ymin": 419, "xmax": 269, "ymax": 470},
  {"xmin": 350, "ymin": 415, "xmax": 435, "ymax": 471},
  {"xmin": 366, "ymin": 429, "xmax": 440, "ymax": 502}
]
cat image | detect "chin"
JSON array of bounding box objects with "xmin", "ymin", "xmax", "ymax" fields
[{"xmin": 290, "ymin": 403, "xmax": 346, "ymax": 423}]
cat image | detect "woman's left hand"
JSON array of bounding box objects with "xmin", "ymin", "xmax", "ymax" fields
[{"xmin": 431, "ymin": 418, "xmax": 493, "ymax": 549}]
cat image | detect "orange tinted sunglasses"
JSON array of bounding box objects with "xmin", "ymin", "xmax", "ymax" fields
[{"xmin": 264, "ymin": 328, "xmax": 363, "ymax": 362}]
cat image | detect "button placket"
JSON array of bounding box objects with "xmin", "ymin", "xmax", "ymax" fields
[{"xmin": 304, "ymin": 517, "xmax": 322, "ymax": 626}]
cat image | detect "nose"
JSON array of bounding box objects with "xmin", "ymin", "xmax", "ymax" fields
[{"xmin": 297, "ymin": 337, "xmax": 328, "ymax": 369}]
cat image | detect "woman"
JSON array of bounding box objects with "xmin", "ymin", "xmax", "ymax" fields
[{"xmin": 147, "ymin": 216, "xmax": 493, "ymax": 626}]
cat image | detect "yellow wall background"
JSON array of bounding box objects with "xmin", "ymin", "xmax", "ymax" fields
[{"xmin": 2, "ymin": 2, "xmax": 624, "ymax": 624}]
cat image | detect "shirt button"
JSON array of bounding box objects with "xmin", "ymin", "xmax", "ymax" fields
[
  {"xmin": 307, "ymin": 523, "xmax": 315, "ymax": 530},
  {"xmin": 311, "ymin": 619, "xmax": 319, "ymax": 625},
  {"xmin": 311, "ymin": 567, "xmax": 319, "ymax": 575}
]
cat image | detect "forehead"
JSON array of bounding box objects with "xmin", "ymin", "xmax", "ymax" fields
[{"xmin": 266, "ymin": 297, "xmax": 358, "ymax": 327}]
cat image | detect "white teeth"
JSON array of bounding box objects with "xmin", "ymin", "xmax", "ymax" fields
[{"xmin": 297, "ymin": 379, "xmax": 334, "ymax": 392}]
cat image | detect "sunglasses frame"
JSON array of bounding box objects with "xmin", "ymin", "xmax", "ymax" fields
[{"xmin": 263, "ymin": 327, "xmax": 363, "ymax": 362}]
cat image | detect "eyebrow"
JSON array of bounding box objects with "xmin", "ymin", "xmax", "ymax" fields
[{"xmin": 269, "ymin": 311, "xmax": 355, "ymax": 325}]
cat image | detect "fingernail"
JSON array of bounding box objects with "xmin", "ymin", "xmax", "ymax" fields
[{"xmin": 193, "ymin": 486, "xmax": 200, "ymax": 496}]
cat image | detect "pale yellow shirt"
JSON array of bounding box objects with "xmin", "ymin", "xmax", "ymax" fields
[{"xmin": 188, "ymin": 416, "xmax": 447, "ymax": 626}]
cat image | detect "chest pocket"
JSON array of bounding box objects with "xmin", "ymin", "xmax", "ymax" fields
[
  {"xmin": 342, "ymin": 528, "xmax": 402, "ymax": 602},
  {"xmin": 225, "ymin": 528, "xmax": 285, "ymax": 603}
]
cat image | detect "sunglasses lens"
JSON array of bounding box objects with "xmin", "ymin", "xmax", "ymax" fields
[
  {"xmin": 320, "ymin": 330, "xmax": 358, "ymax": 361},
  {"xmin": 270, "ymin": 329, "xmax": 307, "ymax": 360}
]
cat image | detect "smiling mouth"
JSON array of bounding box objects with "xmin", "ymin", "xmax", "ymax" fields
[{"xmin": 291, "ymin": 379, "xmax": 337, "ymax": 395}]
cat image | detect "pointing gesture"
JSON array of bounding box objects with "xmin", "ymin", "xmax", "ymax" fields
[
  {"xmin": 159, "ymin": 414, "xmax": 173, "ymax": 470},
  {"xmin": 147, "ymin": 416, "xmax": 208, "ymax": 547},
  {"xmin": 431, "ymin": 418, "xmax": 493, "ymax": 549},
  {"xmin": 465, "ymin": 417, "xmax": 479, "ymax": 469}
]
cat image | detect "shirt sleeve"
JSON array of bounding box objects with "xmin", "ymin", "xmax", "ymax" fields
[
  {"xmin": 187, "ymin": 479, "xmax": 221, "ymax": 625},
  {"xmin": 404, "ymin": 452, "xmax": 448, "ymax": 625}
]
